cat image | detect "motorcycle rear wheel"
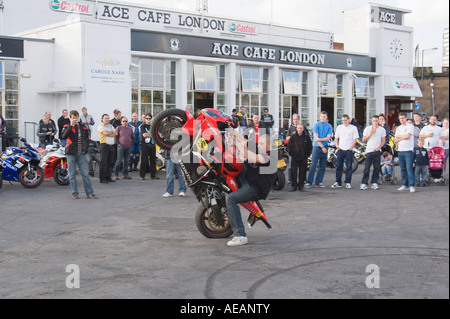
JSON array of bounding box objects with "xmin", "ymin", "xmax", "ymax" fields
[
  {"xmin": 195, "ymin": 204, "xmax": 233, "ymax": 238},
  {"xmin": 54, "ymin": 164, "xmax": 70, "ymax": 186},
  {"xmin": 151, "ymin": 108, "xmax": 188, "ymax": 150},
  {"xmin": 272, "ymin": 169, "xmax": 286, "ymax": 190},
  {"xmin": 19, "ymin": 165, "xmax": 44, "ymax": 189}
]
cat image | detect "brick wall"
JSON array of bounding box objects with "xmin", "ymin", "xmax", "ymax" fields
[{"xmin": 415, "ymin": 71, "xmax": 449, "ymax": 119}]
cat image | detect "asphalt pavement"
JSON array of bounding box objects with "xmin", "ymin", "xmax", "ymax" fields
[{"xmin": 0, "ymin": 165, "xmax": 448, "ymax": 299}]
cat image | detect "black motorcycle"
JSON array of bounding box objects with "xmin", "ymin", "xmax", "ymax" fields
[
  {"xmin": 272, "ymin": 138, "xmax": 288, "ymax": 190},
  {"xmin": 307, "ymin": 142, "xmax": 358, "ymax": 173}
]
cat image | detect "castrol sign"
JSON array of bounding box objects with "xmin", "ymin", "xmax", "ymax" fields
[{"xmin": 49, "ymin": 0, "xmax": 94, "ymax": 15}]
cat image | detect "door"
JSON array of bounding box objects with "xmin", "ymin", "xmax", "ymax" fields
[
  {"xmin": 320, "ymin": 97, "xmax": 335, "ymax": 127},
  {"xmin": 194, "ymin": 92, "xmax": 214, "ymax": 110},
  {"xmin": 355, "ymin": 99, "xmax": 367, "ymax": 128}
]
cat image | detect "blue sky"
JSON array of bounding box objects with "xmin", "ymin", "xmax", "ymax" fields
[{"xmin": 113, "ymin": 0, "xmax": 448, "ymax": 70}]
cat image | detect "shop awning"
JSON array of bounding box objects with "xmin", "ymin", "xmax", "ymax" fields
[
  {"xmin": 37, "ymin": 87, "xmax": 85, "ymax": 94},
  {"xmin": 384, "ymin": 76, "xmax": 422, "ymax": 98}
]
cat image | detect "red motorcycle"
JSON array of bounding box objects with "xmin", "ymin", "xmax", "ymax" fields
[
  {"xmin": 151, "ymin": 108, "xmax": 272, "ymax": 238},
  {"xmin": 39, "ymin": 140, "xmax": 69, "ymax": 186}
]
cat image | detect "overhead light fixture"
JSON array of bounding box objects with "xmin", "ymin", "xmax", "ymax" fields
[{"xmin": 21, "ymin": 73, "xmax": 31, "ymax": 78}]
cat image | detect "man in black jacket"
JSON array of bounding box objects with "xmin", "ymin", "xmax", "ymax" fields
[
  {"xmin": 57, "ymin": 109, "xmax": 71, "ymax": 147},
  {"xmin": 287, "ymin": 123, "xmax": 312, "ymax": 192},
  {"xmin": 61, "ymin": 110, "xmax": 97, "ymax": 199},
  {"xmin": 285, "ymin": 114, "xmax": 309, "ymax": 185},
  {"xmin": 139, "ymin": 113, "xmax": 158, "ymax": 180},
  {"xmin": 37, "ymin": 114, "xmax": 56, "ymax": 149}
]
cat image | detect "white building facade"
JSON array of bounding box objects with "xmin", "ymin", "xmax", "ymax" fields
[{"xmin": 0, "ymin": 0, "xmax": 422, "ymax": 141}]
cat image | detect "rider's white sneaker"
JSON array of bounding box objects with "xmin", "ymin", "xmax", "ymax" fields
[{"xmin": 227, "ymin": 236, "xmax": 248, "ymax": 247}]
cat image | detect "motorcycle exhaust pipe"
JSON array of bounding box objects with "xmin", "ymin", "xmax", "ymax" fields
[{"xmin": 247, "ymin": 213, "xmax": 272, "ymax": 229}]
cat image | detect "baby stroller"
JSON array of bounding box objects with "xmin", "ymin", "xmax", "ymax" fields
[
  {"xmin": 378, "ymin": 151, "xmax": 398, "ymax": 185},
  {"xmin": 427, "ymin": 146, "xmax": 448, "ymax": 186}
]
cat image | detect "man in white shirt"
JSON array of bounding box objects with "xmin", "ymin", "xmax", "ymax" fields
[
  {"xmin": 331, "ymin": 114, "xmax": 359, "ymax": 189},
  {"xmin": 395, "ymin": 112, "xmax": 416, "ymax": 193},
  {"xmin": 98, "ymin": 114, "xmax": 117, "ymax": 184},
  {"xmin": 419, "ymin": 115, "xmax": 442, "ymax": 150},
  {"xmin": 360, "ymin": 115, "xmax": 386, "ymax": 190}
]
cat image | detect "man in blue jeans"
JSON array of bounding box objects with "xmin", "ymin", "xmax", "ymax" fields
[
  {"xmin": 162, "ymin": 149, "xmax": 187, "ymax": 198},
  {"xmin": 61, "ymin": 110, "xmax": 96, "ymax": 199},
  {"xmin": 305, "ymin": 111, "xmax": 333, "ymax": 188},
  {"xmin": 360, "ymin": 115, "xmax": 386, "ymax": 190},
  {"xmin": 395, "ymin": 112, "xmax": 416, "ymax": 193},
  {"xmin": 225, "ymin": 130, "xmax": 276, "ymax": 247},
  {"xmin": 331, "ymin": 114, "xmax": 359, "ymax": 189},
  {"xmin": 226, "ymin": 130, "xmax": 277, "ymax": 247}
]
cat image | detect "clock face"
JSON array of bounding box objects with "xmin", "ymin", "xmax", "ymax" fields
[{"xmin": 390, "ymin": 38, "xmax": 403, "ymax": 59}]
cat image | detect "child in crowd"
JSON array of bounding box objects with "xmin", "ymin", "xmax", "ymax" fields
[
  {"xmin": 414, "ymin": 139, "xmax": 429, "ymax": 187},
  {"xmin": 380, "ymin": 151, "xmax": 393, "ymax": 179}
]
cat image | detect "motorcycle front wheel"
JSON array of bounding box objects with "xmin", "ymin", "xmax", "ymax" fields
[
  {"xmin": 54, "ymin": 163, "xmax": 70, "ymax": 186},
  {"xmin": 195, "ymin": 204, "xmax": 233, "ymax": 238},
  {"xmin": 151, "ymin": 108, "xmax": 188, "ymax": 150},
  {"xmin": 343, "ymin": 156, "xmax": 359, "ymax": 173},
  {"xmin": 19, "ymin": 165, "xmax": 44, "ymax": 189}
]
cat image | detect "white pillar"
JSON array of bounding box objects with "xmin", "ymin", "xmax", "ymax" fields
[
  {"xmin": 177, "ymin": 58, "xmax": 188, "ymax": 109},
  {"xmin": 375, "ymin": 76, "xmax": 384, "ymax": 115},
  {"xmin": 309, "ymin": 69, "xmax": 318, "ymax": 125},
  {"xmin": 269, "ymin": 66, "xmax": 280, "ymax": 130},
  {"xmin": 344, "ymin": 73, "xmax": 354, "ymax": 117},
  {"xmin": 226, "ymin": 62, "xmax": 236, "ymax": 114}
]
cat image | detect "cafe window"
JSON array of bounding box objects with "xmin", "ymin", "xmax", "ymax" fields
[
  {"xmin": 354, "ymin": 76, "xmax": 369, "ymax": 98},
  {"xmin": 282, "ymin": 70, "xmax": 302, "ymax": 95},
  {"xmin": 280, "ymin": 70, "xmax": 309, "ymax": 130},
  {"xmin": 193, "ymin": 64, "xmax": 216, "ymax": 91},
  {"xmin": 131, "ymin": 57, "xmax": 176, "ymax": 117},
  {"xmin": 236, "ymin": 66, "xmax": 268, "ymax": 117},
  {"xmin": 187, "ymin": 63, "xmax": 226, "ymax": 111},
  {"xmin": 1, "ymin": 60, "xmax": 20, "ymax": 132},
  {"xmin": 318, "ymin": 72, "xmax": 336, "ymax": 96}
]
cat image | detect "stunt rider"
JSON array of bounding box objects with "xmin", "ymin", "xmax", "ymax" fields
[{"xmin": 225, "ymin": 130, "xmax": 276, "ymax": 247}]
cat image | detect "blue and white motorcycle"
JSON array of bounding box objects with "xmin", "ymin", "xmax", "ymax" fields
[{"xmin": 0, "ymin": 138, "xmax": 45, "ymax": 189}]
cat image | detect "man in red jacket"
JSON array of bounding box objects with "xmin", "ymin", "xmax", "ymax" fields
[{"xmin": 61, "ymin": 110, "xmax": 97, "ymax": 200}]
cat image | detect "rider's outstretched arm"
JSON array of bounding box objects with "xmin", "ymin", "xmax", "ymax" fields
[{"xmin": 231, "ymin": 130, "xmax": 269, "ymax": 165}]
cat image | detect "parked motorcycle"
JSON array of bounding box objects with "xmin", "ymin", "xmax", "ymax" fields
[
  {"xmin": 272, "ymin": 138, "xmax": 287, "ymax": 191},
  {"xmin": 151, "ymin": 108, "xmax": 272, "ymax": 238},
  {"xmin": 307, "ymin": 141, "xmax": 358, "ymax": 173},
  {"xmin": 354, "ymin": 138, "xmax": 367, "ymax": 164},
  {"xmin": 155, "ymin": 145, "xmax": 166, "ymax": 171},
  {"xmin": 385, "ymin": 132, "xmax": 399, "ymax": 166},
  {"xmin": 327, "ymin": 141, "xmax": 359, "ymax": 173},
  {"xmin": 0, "ymin": 138, "xmax": 44, "ymax": 188},
  {"xmin": 39, "ymin": 140, "xmax": 69, "ymax": 186}
]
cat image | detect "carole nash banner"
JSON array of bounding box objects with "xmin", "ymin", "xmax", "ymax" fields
[{"xmin": 131, "ymin": 31, "xmax": 376, "ymax": 72}]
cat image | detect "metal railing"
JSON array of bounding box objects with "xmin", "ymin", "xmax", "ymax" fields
[{"xmin": 24, "ymin": 121, "xmax": 38, "ymax": 144}]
